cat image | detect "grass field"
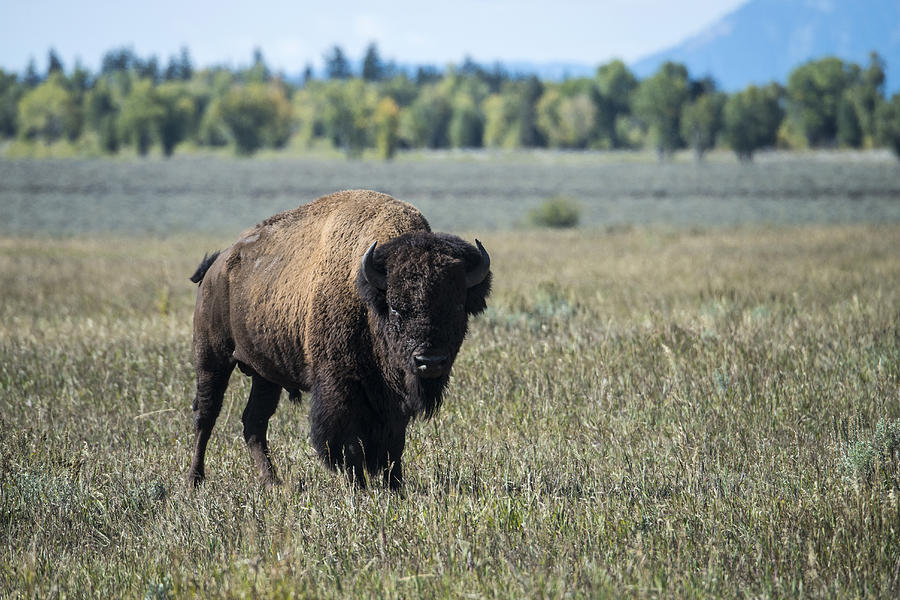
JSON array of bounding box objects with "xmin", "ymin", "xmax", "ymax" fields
[
  {"xmin": 2, "ymin": 151, "xmax": 900, "ymax": 235},
  {"xmin": 2, "ymin": 155, "xmax": 900, "ymax": 598}
]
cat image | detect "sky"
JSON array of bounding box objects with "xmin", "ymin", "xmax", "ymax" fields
[{"xmin": 0, "ymin": 0, "xmax": 748, "ymax": 75}]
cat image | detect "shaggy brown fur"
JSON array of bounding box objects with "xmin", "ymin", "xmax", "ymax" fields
[{"xmin": 187, "ymin": 190, "xmax": 491, "ymax": 490}]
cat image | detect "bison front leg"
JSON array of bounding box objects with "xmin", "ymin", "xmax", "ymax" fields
[
  {"xmin": 385, "ymin": 434, "xmax": 406, "ymax": 491},
  {"xmin": 187, "ymin": 361, "xmax": 235, "ymax": 487},
  {"xmin": 242, "ymin": 374, "xmax": 282, "ymax": 487},
  {"xmin": 368, "ymin": 425, "xmax": 407, "ymax": 491},
  {"xmin": 308, "ymin": 377, "xmax": 369, "ymax": 487}
]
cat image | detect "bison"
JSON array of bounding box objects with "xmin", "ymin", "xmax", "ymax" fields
[{"xmin": 186, "ymin": 190, "xmax": 491, "ymax": 490}]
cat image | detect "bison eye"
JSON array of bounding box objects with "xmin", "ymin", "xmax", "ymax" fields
[{"xmin": 389, "ymin": 306, "xmax": 401, "ymax": 319}]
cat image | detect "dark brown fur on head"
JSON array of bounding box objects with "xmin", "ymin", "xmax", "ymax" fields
[{"xmin": 355, "ymin": 232, "xmax": 491, "ymax": 418}]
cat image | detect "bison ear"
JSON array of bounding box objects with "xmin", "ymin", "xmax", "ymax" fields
[
  {"xmin": 466, "ymin": 273, "xmax": 491, "ymax": 316},
  {"xmin": 463, "ymin": 238, "xmax": 491, "ymax": 316},
  {"xmin": 464, "ymin": 271, "xmax": 491, "ymax": 317}
]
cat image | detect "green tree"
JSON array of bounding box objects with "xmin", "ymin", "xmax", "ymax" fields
[
  {"xmin": 596, "ymin": 60, "xmax": 638, "ymax": 148},
  {"xmin": 324, "ymin": 46, "xmax": 352, "ymax": 80},
  {"xmin": 219, "ymin": 82, "xmax": 292, "ymax": 155},
  {"xmin": 47, "ymin": 48, "xmax": 64, "ymax": 78},
  {"xmin": 197, "ymin": 97, "xmax": 229, "ymax": 147},
  {"xmin": 399, "ymin": 84, "xmax": 452, "ymax": 149},
  {"xmin": 165, "ymin": 47, "xmax": 194, "ymax": 81},
  {"xmin": 17, "ymin": 73, "xmax": 82, "ymax": 143},
  {"xmin": 680, "ymin": 92, "xmax": 725, "ymax": 160},
  {"xmin": 875, "ymin": 94, "xmax": 900, "ymax": 158},
  {"xmin": 117, "ymin": 79, "xmax": 164, "ymax": 154},
  {"xmin": 632, "ymin": 62, "xmax": 690, "ymax": 157},
  {"xmin": 448, "ymin": 93, "xmax": 484, "ymax": 148},
  {"xmin": 374, "ymin": 96, "xmax": 399, "ymax": 159},
  {"xmin": 69, "ymin": 62, "xmax": 91, "ymax": 97},
  {"xmin": 786, "ymin": 57, "xmax": 858, "ymax": 146},
  {"xmin": 482, "ymin": 92, "xmax": 517, "ymax": 148},
  {"xmin": 379, "ymin": 74, "xmax": 419, "ymax": 107},
  {"xmin": 321, "ymin": 79, "xmax": 376, "ymax": 156},
  {"xmin": 480, "ymin": 79, "xmax": 545, "ymax": 149},
  {"xmin": 514, "ymin": 76, "xmax": 545, "ymax": 147},
  {"xmin": 156, "ymin": 83, "xmax": 197, "ymax": 156},
  {"xmin": 836, "ymin": 94, "xmax": 862, "ymax": 148},
  {"xmin": 361, "ymin": 43, "xmax": 384, "ymax": 82},
  {"xmin": 536, "ymin": 87, "xmax": 597, "ymax": 149},
  {"xmin": 84, "ymin": 77, "xmax": 120, "ymax": 152},
  {"xmin": 847, "ymin": 52, "xmax": 886, "ymax": 147},
  {"xmin": 245, "ymin": 48, "xmax": 270, "ymax": 83},
  {"xmin": 290, "ymin": 84, "xmax": 325, "ymax": 147},
  {"xmin": 722, "ymin": 84, "xmax": 784, "ymax": 161},
  {"xmin": 0, "ymin": 70, "xmax": 23, "ymax": 137},
  {"xmin": 24, "ymin": 58, "xmax": 41, "ymax": 87}
]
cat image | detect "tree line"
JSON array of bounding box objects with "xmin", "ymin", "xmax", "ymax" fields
[{"xmin": 3, "ymin": 44, "xmax": 900, "ymax": 160}]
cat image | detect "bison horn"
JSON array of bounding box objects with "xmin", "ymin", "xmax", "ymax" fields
[
  {"xmin": 465, "ymin": 239, "xmax": 491, "ymax": 288},
  {"xmin": 362, "ymin": 242, "xmax": 388, "ymax": 290}
]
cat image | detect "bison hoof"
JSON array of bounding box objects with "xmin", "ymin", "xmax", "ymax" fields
[{"xmin": 186, "ymin": 470, "xmax": 205, "ymax": 489}]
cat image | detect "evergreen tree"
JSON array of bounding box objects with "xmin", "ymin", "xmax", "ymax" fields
[
  {"xmin": 165, "ymin": 47, "xmax": 194, "ymax": 81},
  {"xmin": 361, "ymin": 43, "xmax": 384, "ymax": 81},
  {"xmin": 70, "ymin": 61, "xmax": 91, "ymax": 95},
  {"xmin": 247, "ymin": 47, "xmax": 271, "ymax": 83},
  {"xmin": 178, "ymin": 47, "xmax": 194, "ymax": 81},
  {"xmin": 302, "ymin": 64, "xmax": 314, "ymax": 84},
  {"xmin": 47, "ymin": 49, "xmax": 64, "ymax": 78},
  {"xmin": 24, "ymin": 58, "xmax": 41, "ymax": 87},
  {"xmin": 101, "ymin": 47, "xmax": 137, "ymax": 75},
  {"xmin": 324, "ymin": 46, "xmax": 352, "ymax": 80}
]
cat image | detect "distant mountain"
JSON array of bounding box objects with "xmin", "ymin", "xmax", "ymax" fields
[{"xmin": 631, "ymin": 0, "xmax": 900, "ymax": 91}]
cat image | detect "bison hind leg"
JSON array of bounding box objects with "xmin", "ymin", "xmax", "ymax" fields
[
  {"xmin": 187, "ymin": 361, "xmax": 235, "ymax": 488},
  {"xmin": 242, "ymin": 375, "xmax": 282, "ymax": 488}
]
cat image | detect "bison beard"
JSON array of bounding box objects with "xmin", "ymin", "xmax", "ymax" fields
[{"xmin": 186, "ymin": 190, "xmax": 490, "ymax": 491}]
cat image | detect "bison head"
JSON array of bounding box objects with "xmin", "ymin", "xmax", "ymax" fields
[{"xmin": 355, "ymin": 232, "xmax": 491, "ymax": 417}]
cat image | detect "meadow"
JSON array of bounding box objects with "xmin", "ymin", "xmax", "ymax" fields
[{"xmin": 1, "ymin": 153, "xmax": 899, "ymax": 598}]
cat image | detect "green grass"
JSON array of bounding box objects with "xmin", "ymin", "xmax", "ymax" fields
[{"xmin": 2, "ymin": 223, "xmax": 899, "ymax": 598}]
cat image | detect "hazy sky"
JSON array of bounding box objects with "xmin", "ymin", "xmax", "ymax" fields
[{"xmin": 1, "ymin": 0, "xmax": 748, "ymax": 74}]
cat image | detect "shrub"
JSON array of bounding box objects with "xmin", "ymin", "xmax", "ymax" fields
[
  {"xmin": 526, "ymin": 196, "xmax": 581, "ymax": 228},
  {"xmin": 841, "ymin": 417, "xmax": 900, "ymax": 485}
]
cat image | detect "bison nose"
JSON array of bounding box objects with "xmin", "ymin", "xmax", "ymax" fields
[{"xmin": 414, "ymin": 354, "xmax": 449, "ymax": 378}]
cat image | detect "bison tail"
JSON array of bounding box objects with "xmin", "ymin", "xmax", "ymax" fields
[{"xmin": 189, "ymin": 251, "xmax": 221, "ymax": 284}]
